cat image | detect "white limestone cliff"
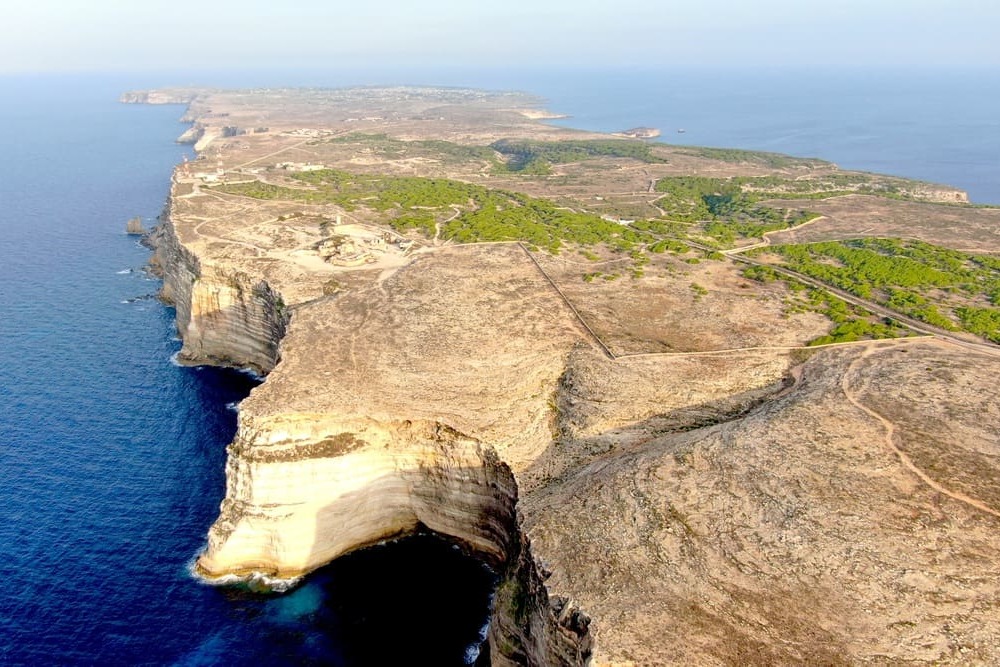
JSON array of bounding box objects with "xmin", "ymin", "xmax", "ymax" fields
[{"xmin": 149, "ymin": 215, "xmax": 594, "ymax": 665}]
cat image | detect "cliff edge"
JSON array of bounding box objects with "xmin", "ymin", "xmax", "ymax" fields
[{"xmin": 141, "ymin": 86, "xmax": 1000, "ymax": 666}]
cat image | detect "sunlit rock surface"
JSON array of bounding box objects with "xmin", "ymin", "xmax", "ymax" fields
[{"xmin": 144, "ymin": 86, "xmax": 1000, "ymax": 666}]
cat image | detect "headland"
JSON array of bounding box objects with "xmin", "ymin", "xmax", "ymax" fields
[{"xmin": 127, "ymin": 85, "xmax": 1000, "ymax": 665}]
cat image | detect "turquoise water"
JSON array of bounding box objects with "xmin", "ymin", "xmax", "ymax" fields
[{"xmin": 1, "ymin": 67, "xmax": 996, "ymax": 665}]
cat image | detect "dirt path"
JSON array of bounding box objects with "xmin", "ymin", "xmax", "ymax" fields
[
  {"xmin": 842, "ymin": 345, "xmax": 1000, "ymax": 520},
  {"xmin": 516, "ymin": 243, "xmax": 614, "ymax": 359},
  {"xmin": 434, "ymin": 206, "xmax": 463, "ymax": 245},
  {"xmin": 722, "ymin": 215, "xmax": 829, "ymax": 255},
  {"xmin": 615, "ymin": 336, "xmax": 934, "ymax": 360},
  {"xmin": 229, "ymin": 134, "xmax": 348, "ymax": 171},
  {"xmin": 190, "ymin": 197, "xmax": 260, "ymax": 240}
]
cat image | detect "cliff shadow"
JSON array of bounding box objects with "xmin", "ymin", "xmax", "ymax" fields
[{"xmin": 295, "ymin": 464, "xmax": 512, "ymax": 666}]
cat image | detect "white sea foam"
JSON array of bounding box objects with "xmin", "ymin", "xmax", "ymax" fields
[
  {"xmin": 187, "ymin": 558, "xmax": 302, "ymax": 592},
  {"xmin": 463, "ymin": 616, "xmax": 493, "ymax": 663},
  {"xmin": 233, "ymin": 366, "xmax": 264, "ymax": 381},
  {"xmin": 225, "ymin": 401, "xmax": 240, "ymax": 412},
  {"xmin": 252, "ymin": 573, "xmax": 302, "ymax": 593},
  {"xmin": 464, "ymin": 643, "xmax": 482, "ymax": 664},
  {"xmin": 168, "ymin": 351, "xmax": 206, "ymax": 371},
  {"xmin": 167, "ymin": 347, "xmax": 263, "ymax": 379}
]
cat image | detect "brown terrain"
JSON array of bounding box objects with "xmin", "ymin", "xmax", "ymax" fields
[
  {"xmin": 127, "ymin": 86, "xmax": 1000, "ymax": 665},
  {"xmin": 764, "ymin": 194, "xmax": 1000, "ymax": 251}
]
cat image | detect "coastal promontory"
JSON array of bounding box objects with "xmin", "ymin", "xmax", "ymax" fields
[{"xmin": 129, "ymin": 86, "xmax": 1000, "ymax": 665}]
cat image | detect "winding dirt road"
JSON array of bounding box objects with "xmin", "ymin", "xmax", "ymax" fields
[{"xmin": 842, "ymin": 345, "xmax": 1000, "ymax": 519}]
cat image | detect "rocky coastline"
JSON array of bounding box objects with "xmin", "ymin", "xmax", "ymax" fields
[
  {"xmin": 146, "ymin": 173, "xmax": 594, "ymax": 666},
  {"xmin": 136, "ymin": 86, "xmax": 1000, "ymax": 666}
]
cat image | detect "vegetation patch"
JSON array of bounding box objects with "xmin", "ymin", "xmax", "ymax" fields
[
  {"xmin": 652, "ymin": 171, "xmax": 951, "ymax": 248},
  {"xmin": 742, "ymin": 266, "xmax": 912, "ymax": 345},
  {"xmin": 321, "ymin": 133, "xmax": 672, "ymax": 175},
  {"xmin": 324, "ymin": 132, "xmax": 497, "ymax": 164},
  {"xmin": 756, "ymin": 238, "xmax": 1000, "ymax": 342},
  {"xmin": 490, "ymin": 138, "xmax": 668, "ymax": 174},
  {"xmin": 215, "ymin": 171, "xmax": 649, "ymax": 253},
  {"xmin": 669, "ymin": 146, "xmax": 829, "ymax": 169},
  {"xmin": 654, "ymin": 176, "xmax": 819, "ymax": 245},
  {"xmin": 736, "ymin": 173, "xmax": 918, "ymax": 200}
]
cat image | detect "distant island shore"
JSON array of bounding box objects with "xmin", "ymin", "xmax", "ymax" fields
[{"xmin": 615, "ymin": 126, "xmax": 661, "ymax": 138}]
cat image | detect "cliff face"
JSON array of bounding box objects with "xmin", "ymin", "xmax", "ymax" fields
[
  {"xmin": 908, "ymin": 184, "xmax": 969, "ymax": 203},
  {"xmin": 490, "ymin": 530, "xmax": 594, "ymax": 666},
  {"xmin": 175, "ymin": 124, "xmax": 205, "ymax": 145},
  {"xmin": 141, "ymin": 85, "xmax": 1000, "ymax": 666},
  {"xmin": 151, "ymin": 214, "xmax": 593, "ymax": 665},
  {"xmin": 197, "ymin": 415, "xmax": 519, "ymax": 578},
  {"xmin": 119, "ymin": 90, "xmax": 199, "ymax": 105},
  {"xmin": 150, "ymin": 219, "xmax": 287, "ymax": 375},
  {"xmin": 194, "ymin": 405, "xmax": 593, "ymax": 664}
]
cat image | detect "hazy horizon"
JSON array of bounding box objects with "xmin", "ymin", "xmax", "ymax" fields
[{"xmin": 5, "ymin": 0, "xmax": 1000, "ymax": 74}]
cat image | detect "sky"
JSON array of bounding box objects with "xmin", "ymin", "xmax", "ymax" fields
[{"xmin": 3, "ymin": 0, "xmax": 1000, "ymax": 73}]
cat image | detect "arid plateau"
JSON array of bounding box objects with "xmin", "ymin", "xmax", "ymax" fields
[{"xmin": 126, "ymin": 86, "xmax": 1000, "ymax": 665}]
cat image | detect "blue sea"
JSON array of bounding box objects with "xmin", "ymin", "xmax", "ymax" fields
[
  {"xmin": 0, "ymin": 75, "xmax": 494, "ymax": 666},
  {"xmin": 1, "ymin": 68, "xmax": 997, "ymax": 665}
]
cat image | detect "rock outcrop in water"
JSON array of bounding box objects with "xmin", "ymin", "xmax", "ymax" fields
[
  {"xmin": 125, "ymin": 216, "xmax": 145, "ymax": 235},
  {"xmin": 140, "ymin": 86, "xmax": 1000, "ymax": 666},
  {"xmin": 175, "ymin": 124, "xmax": 205, "ymax": 145}
]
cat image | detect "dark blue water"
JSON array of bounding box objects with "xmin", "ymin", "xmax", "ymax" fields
[
  {"xmin": 0, "ymin": 75, "xmax": 493, "ymax": 666},
  {"xmin": 2, "ymin": 68, "xmax": 997, "ymax": 665}
]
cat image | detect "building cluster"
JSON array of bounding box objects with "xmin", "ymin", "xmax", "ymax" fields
[{"xmin": 316, "ymin": 228, "xmax": 413, "ymax": 266}]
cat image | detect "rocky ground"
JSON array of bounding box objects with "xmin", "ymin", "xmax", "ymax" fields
[
  {"xmin": 527, "ymin": 340, "xmax": 1000, "ymax": 664},
  {"xmin": 133, "ymin": 86, "xmax": 1000, "ymax": 665},
  {"xmin": 763, "ymin": 195, "xmax": 1000, "ymax": 251}
]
